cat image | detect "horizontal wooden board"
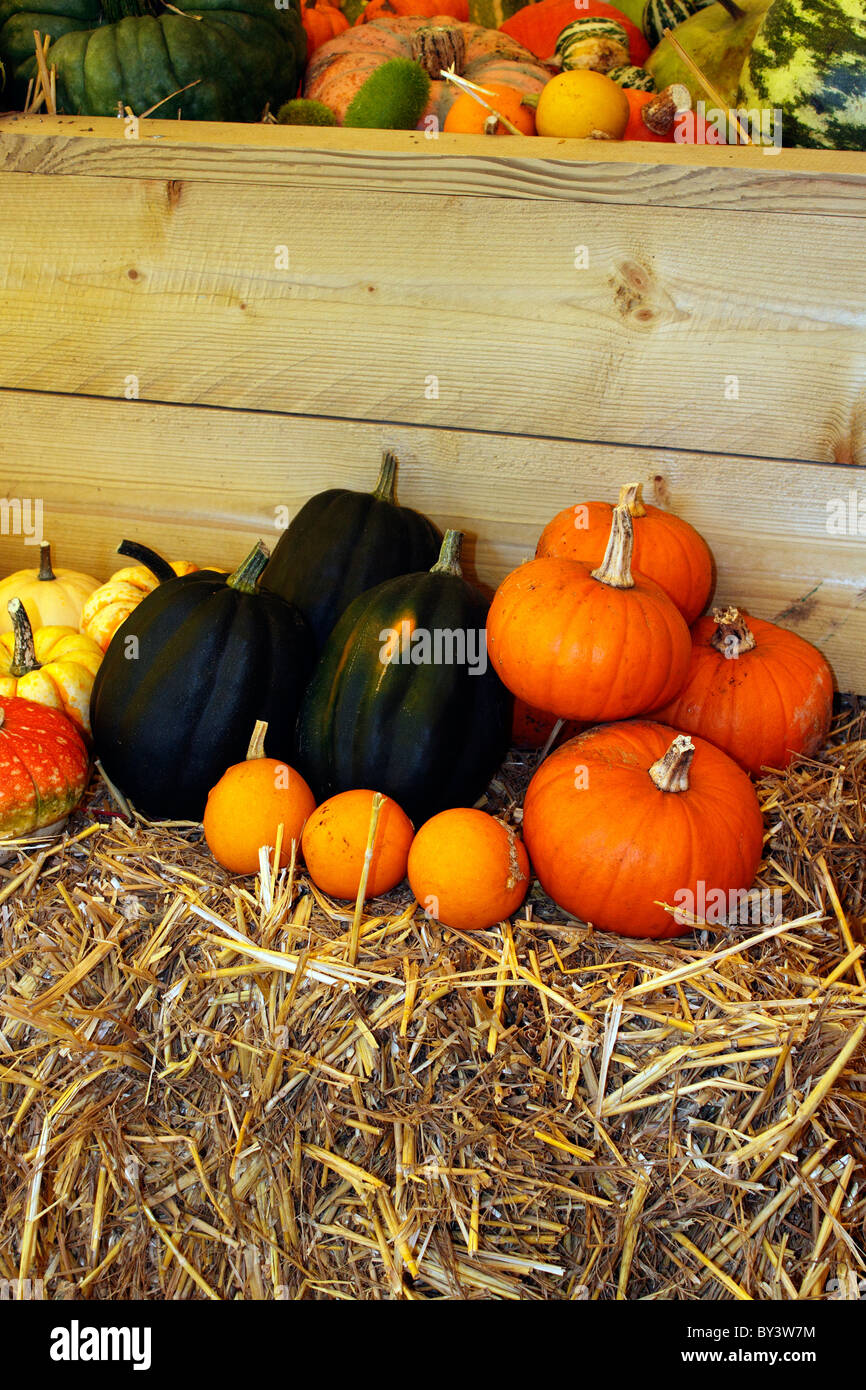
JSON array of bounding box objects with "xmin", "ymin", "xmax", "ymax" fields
[
  {"xmin": 3, "ymin": 115, "xmax": 866, "ymax": 215},
  {"xmin": 0, "ymin": 390, "xmax": 863, "ymax": 690},
  {"xmin": 1, "ymin": 171, "xmax": 865, "ymax": 464}
]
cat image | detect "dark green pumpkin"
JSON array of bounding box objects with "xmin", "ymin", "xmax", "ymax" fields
[
  {"xmin": 90, "ymin": 539, "xmax": 313, "ymax": 821},
  {"xmin": 296, "ymin": 530, "xmax": 512, "ymax": 826},
  {"xmin": 262, "ymin": 450, "xmax": 441, "ymax": 652},
  {"xmin": 0, "ymin": 0, "xmax": 306, "ymax": 121}
]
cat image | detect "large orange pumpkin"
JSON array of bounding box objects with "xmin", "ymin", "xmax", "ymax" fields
[
  {"xmin": 488, "ymin": 503, "xmax": 691, "ymax": 722},
  {"xmin": 536, "ymin": 482, "xmax": 714, "ymax": 625},
  {"xmin": 304, "ymin": 15, "xmax": 551, "ymax": 126},
  {"xmin": 522, "ymin": 720, "xmax": 764, "ymax": 939},
  {"xmin": 650, "ymin": 607, "xmax": 835, "ymax": 777}
]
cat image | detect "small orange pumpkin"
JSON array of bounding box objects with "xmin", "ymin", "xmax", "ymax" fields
[
  {"xmin": 203, "ymin": 720, "xmax": 316, "ymax": 875},
  {"xmin": 301, "ymin": 789, "xmax": 414, "ymax": 900},
  {"xmin": 650, "ymin": 607, "xmax": 835, "ymax": 777},
  {"xmin": 302, "ymin": 0, "xmax": 350, "ymax": 55},
  {"xmin": 0, "ymin": 695, "xmax": 90, "ymax": 838},
  {"xmin": 523, "ymin": 721, "xmax": 764, "ymax": 939},
  {"xmin": 443, "ymin": 81, "xmax": 536, "ymax": 134},
  {"xmin": 488, "ymin": 502, "xmax": 691, "ymax": 722},
  {"xmin": 536, "ymin": 482, "xmax": 714, "ymax": 625},
  {"xmin": 407, "ymin": 808, "xmax": 530, "ymax": 931}
]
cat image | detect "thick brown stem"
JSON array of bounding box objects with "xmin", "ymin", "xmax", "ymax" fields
[
  {"xmin": 591, "ymin": 502, "xmax": 635, "ymax": 589},
  {"xmin": 642, "ymin": 83, "xmax": 691, "ymax": 136},
  {"xmin": 430, "ymin": 529, "xmax": 463, "ymax": 577},
  {"xmin": 716, "ymin": 0, "xmax": 745, "ymax": 20},
  {"xmin": 617, "ymin": 481, "xmax": 647, "ymax": 518},
  {"xmin": 8, "ymin": 599, "xmax": 40, "ymax": 676},
  {"xmin": 411, "ymin": 24, "xmax": 466, "ymax": 79},
  {"xmin": 246, "ymin": 719, "xmax": 268, "ymax": 760},
  {"xmin": 373, "ymin": 450, "xmax": 398, "ymax": 504},
  {"xmin": 37, "ymin": 541, "xmax": 55, "ymax": 582},
  {"xmin": 649, "ymin": 734, "xmax": 695, "ymax": 793},
  {"xmin": 117, "ymin": 539, "xmax": 177, "ymax": 585},
  {"xmin": 711, "ymin": 606, "xmax": 757, "ymax": 659}
]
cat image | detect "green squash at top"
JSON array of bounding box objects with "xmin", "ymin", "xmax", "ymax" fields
[
  {"xmin": 0, "ymin": 0, "xmax": 306, "ymax": 121},
  {"xmin": 739, "ymin": 0, "xmax": 866, "ymax": 149}
]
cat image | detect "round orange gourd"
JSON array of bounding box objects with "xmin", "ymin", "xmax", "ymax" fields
[
  {"xmin": 488, "ymin": 502, "xmax": 691, "ymax": 722},
  {"xmin": 444, "ymin": 81, "xmax": 536, "ymax": 134},
  {"xmin": 408, "ymin": 808, "xmax": 530, "ymax": 931},
  {"xmin": 301, "ymin": 789, "xmax": 414, "ymax": 899},
  {"xmin": 650, "ymin": 607, "xmax": 835, "ymax": 777},
  {"xmin": 203, "ymin": 721, "xmax": 316, "ymax": 875},
  {"xmin": 536, "ymin": 482, "xmax": 713, "ymax": 624},
  {"xmin": 0, "ymin": 599, "xmax": 103, "ymax": 735},
  {"xmin": 523, "ymin": 721, "xmax": 764, "ymax": 938},
  {"xmin": 302, "ymin": 0, "xmax": 350, "ymax": 55},
  {"xmin": 305, "ymin": 16, "xmax": 551, "ymax": 126}
]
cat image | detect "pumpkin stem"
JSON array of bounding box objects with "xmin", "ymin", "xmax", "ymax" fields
[
  {"xmin": 649, "ymin": 734, "xmax": 695, "ymax": 793},
  {"xmin": 411, "ymin": 24, "xmax": 466, "ymax": 79},
  {"xmin": 590, "ymin": 502, "xmax": 635, "ymax": 590},
  {"xmin": 246, "ymin": 719, "xmax": 268, "ymax": 760},
  {"xmin": 117, "ymin": 539, "xmax": 178, "ymax": 585},
  {"xmin": 226, "ymin": 541, "xmax": 270, "ymax": 594},
  {"xmin": 618, "ymin": 481, "xmax": 647, "ymax": 518},
  {"xmin": 37, "ymin": 541, "xmax": 55, "ymax": 582},
  {"xmin": 710, "ymin": 606, "xmax": 757, "ymax": 660},
  {"xmin": 7, "ymin": 599, "xmax": 41, "ymax": 676},
  {"xmin": 430, "ymin": 529, "xmax": 463, "ymax": 577},
  {"xmin": 373, "ymin": 450, "xmax": 398, "ymax": 504}
]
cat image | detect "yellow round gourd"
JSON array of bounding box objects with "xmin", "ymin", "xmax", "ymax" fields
[
  {"xmin": 0, "ymin": 542, "xmax": 99, "ymax": 633},
  {"xmin": 535, "ymin": 70, "xmax": 629, "ymax": 140}
]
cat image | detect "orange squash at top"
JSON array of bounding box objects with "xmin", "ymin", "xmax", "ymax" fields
[
  {"xmin": 522, "ymin": 721, "xmax": 764, "ymax": 938},
  {"xmin": 302, "ymin": 0, "xmax": 350, "ymax": 54},
  {"xmin": 536, "ymin": 482, "xmax": 714, "ymax": 625},
  {"xmin": 358, "ymin": 0, "xmax": 468, "ymax": 21},
  {"xmin": 488, "ymin": 502, "xmax": 691, "ymax": 722},
  {"xmin": 500, "ymin": 0, "xmax": 650, "ymax": 65},
  {"xmin": 650, "ymin": 607, "xmax": 835, "ymax": 777}
]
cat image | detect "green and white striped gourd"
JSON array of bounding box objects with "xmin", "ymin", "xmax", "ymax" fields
[
  {"xmin": 607, "ymin": 63, "xmax": 656, "ymax": 88},
  {"xmin": 642, "ymin": 0, "xmax": 715, "ymax": 49},
  {"xmin": 738, "ymin": 0, "xmax": 866, "ymax": 150},
  {"xmin": 555, "ymin": 16, "xmax": 630, "ymax": 70}
]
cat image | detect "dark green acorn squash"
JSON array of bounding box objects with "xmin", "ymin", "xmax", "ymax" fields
[
  {"xmin": 90, "ymin": 538, "xmax": 314, "ymax": 821},
  {"xmin": 262, "ymin": 450, "xmax": 441, "ymax": 653},
  {"xmin": 296, "ymin": 530, "xmax": 512, "ymax": 826},
  {"xmin": 0, "ymin": 0, "xmax": 306, "ymax": 121}
]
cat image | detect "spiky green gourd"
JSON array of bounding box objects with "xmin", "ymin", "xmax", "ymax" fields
[
  {"xmin": 0, "ymin": 0, "xmax": 306, "ymax": 120},
  {"xmin": 608, "ymin": 61, "xmax": 655, "ymax": 86},
  {"xmin": 738, "ymin": 0, "xmax": 866, "ymax": 149},
  {"xmin": 277, "ymin": 98, "xmax": 338, "ymax": 124},
  {"xmin": 344, "ymin": 55, "xmax": 430, "ymax": 127}
]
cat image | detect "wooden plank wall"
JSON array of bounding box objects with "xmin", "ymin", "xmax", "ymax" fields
[{"xmin": 0, "ymin": 117, "xmax": 864, "ymax": 689}]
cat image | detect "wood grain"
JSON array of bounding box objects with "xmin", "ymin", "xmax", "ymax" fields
[
  {"xmin": 2, "ymin": 115, "xmax": 866, "ymax": 215},
  {"xmin": 0, "ymin": 390, "xmax": 863, "ymax": 690},
  {"xmin": 1, "ymin": 169, "xmax": 865, "ymax": 463}
]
